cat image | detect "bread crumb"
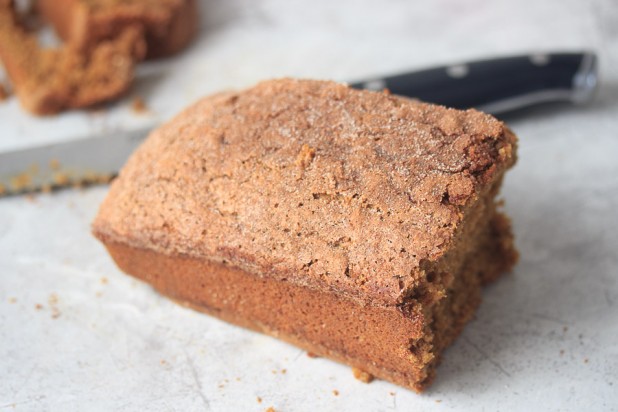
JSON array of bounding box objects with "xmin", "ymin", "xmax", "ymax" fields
[
  {"xmin": 8, "ymin": 297, "xmax": 17, "ymax": 304},
  {"xmin": 48, "ymin": 293, "xmax": 61, "ymax": 318},
  {"xmin": 53, "ymin": 172, "xmax": 70, "ymax": 186},
  {"xmin": 332, "ymin": 389, "xmax": 339, "ymax": 396},
  {"xmin": 295, "ymin": 144, "xmax": 316, "ymax": 169},
  {"xmin": 160, "ymin": 359, "xmax": 167, "ymax": 365},
  {"xmin": 435, "ymin": 399, "xmax": 442, "ymax": 403},
  {"xmin": 100, "ymin": 277, "xmax": 108, "ymax": 284},
  {"xmin": 389, "ymin": 391, "xmax": 395, "ymax": 396},
  {"xmin": 307, "ymin": 352, "xmax": 319, "ymax": 358},
  {"xmin": 265, "ymin": 407, "xmax": 275, "ymax": 412},
  {"xmin": 35, "ymin": 303, "xmax": 43, "ymax": 310},
  {"xmin": 131, "ymin": 96, "xmax": 148, "ymax": 114},
  {"xmin": 281, "ymin": 368, "xmax": 287, "ymax": 374},
  {"xmin": 584, "ymin": 358, "xmax": 589, "ymax": 364},
  {"xmin": 352, "ymin": 367, "xmax": 374, "ymax": 383},
  {"xmin": 256, "ymin": 397, "xmax": 262, "ymax": 404}
]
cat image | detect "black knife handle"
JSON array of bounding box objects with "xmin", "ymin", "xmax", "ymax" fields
[{"xmin": 350, "ymin": 52, "xmax": 598, "ymax": 115}]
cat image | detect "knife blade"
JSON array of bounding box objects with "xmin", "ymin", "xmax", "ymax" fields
[
  {"xmin": 0, "ymin": 128, "xmax": 148, "ymax": 196},
  {"xmin": 0, "ymin": 51, "xmax": 598, "ymax": 196}
]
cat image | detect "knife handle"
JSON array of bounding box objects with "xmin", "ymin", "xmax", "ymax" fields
[{"xmin": 350, "ymin": 52, "xmax": 598, "ymax": 115}]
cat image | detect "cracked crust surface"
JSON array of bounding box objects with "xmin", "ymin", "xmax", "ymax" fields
[{"xmin": 93, "ymin": 78, "xmax": 517, "ymax": 306}]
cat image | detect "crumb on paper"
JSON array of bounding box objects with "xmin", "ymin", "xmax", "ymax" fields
[
  {"xmin": 563, "ymin": 326, "xmax": 569, "ymax": 333},
  {"xmin": 560, "ymin": 349, "xmax": 565, "ymax": 356},
  {"xmin": 333, "ymin": 389, "xmax": 339, "ymax": 396},
  {"xmin": 352, "ymin": 367, "xmax": 374, "ymax": 383},
  {"xmin": 235, "ymin": 377, "xmax": 241, "ymax": 381},
  {"xmin": 8, "ymin": 297, "xmax": 17, "ymax": 304},
  {"xmin": 48, "ymin": 293, "xmax": 61, "ymax": 319},
  {"xmin": 281, "ymin": 368, "xmax": 287, "ymax": 374},
  {"xmin": 95, "ymin": 291, "xmax": 103, "ymax": 298},
  {"xmin": 436, "ymin": 399, "xmax": 442, "ymax": 403},
  {"xmin": 35, "ymin": 303, "xmax": 43, "ymax": 310},
  {"xmin": 160, "ymin": 359, "xmax": 167, "ymax": 365},
  {"xmin": 584, "ymin": 358, "xmax": 589, "ymax": 364},
  {"xmin": 389, "ymin": 391, "xmax": 395, "ymax": 396},
  {"xmin": 307, "ymin": 352, "xmax": 319, "ymax": 358},
  {"xmin": 100, "ymin": 277, "xmax": 108, "ymax": 285},
  {"xmin": 256, "ymin": 397, "xmax": 262, "ymax": 404},
  {"xmin": 265, "ymin": 407, "xmax": 275, "ymax": 412},
  {"xmin": 131, "ymin": 96, "xmax": 148, "ymax": 114}
]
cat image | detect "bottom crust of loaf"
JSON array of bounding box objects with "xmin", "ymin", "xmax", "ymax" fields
[{"xmin": 101, "ymin": 210, "xmax": 517, "ymax": 392}]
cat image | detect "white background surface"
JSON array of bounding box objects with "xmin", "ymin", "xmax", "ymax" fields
[{"xmin": 1, "ymin": 0, "xmax": 617, "ymax": 411}]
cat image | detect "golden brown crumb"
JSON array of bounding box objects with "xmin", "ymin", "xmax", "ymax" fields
[
  {"xmin": 48, "ymin": 293, "xmax": 61, "ymax": 318},
  {"xmin": 307, "ymin": 352, "xmax": 319, "ymax": 358},
  {"xmin": 48, "ymin": 293, "xmax": 58, "ymax": 305},
  {"xmin": 0, "ymin": 83, "xmax": 8, "ymax": 101},
  {"xmin": 53, "ymin": 172, "xmax": 70, "ymax": 186},
  {"xmin": 271, "ymin": 370, "xmax": 277, "ymax": 374},
  {"xmin": 435, "ymin": 399, "xmax": 442, "ymax": 403},
  {"xmin": 8, "ymin": 297, "xmax": 17, "ymax": 304},
  {"xmin": 280, "ymin": 368, "xmax": 287, "ymax": 374},
  {"xmin": 131, "ymin": 96, "xmax": 148, "ymax": 114},
  {"xmin": 295, "ymin": 144, "xmax": 316, "ymax": 169},
  {"xmin": 100, "ymin": 277, "xmax": 108, "ymax": 284},
  {"xmin": 332, "ymin": 389, "xmax": 339, "ymax": 396},
  {"xmin": 35, "ymin": 303, "xmax": 43, "ymax": 310},
  {"xmin": 256, "ymin": 397, "xmax": 262, "ymax": 404},
  {"xmin": 389, "ymin": 392, "xmax": 395, "ymax": 396},
  {"xmin": 352, "ymin": 368, "xmax": 374, "ymax": 383},
  {"xmin": 265, "ymin": 407, "xmax": 275, "ymax": 412},
  {"xmin": 9, "ymin": 172, "xmax": 33, "ymax": 191}
]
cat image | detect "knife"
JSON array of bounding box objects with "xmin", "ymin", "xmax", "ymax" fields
[{"xmin": 0, "ymin": 51, "xmax": 598, "ymax": 196}]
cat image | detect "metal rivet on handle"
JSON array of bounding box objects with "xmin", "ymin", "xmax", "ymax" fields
[
  {"xmin": 446, "ymin": 64, "xmax": 469, "ymax": 78},
  {"xmin": 530, "ymin": 54, "xmax": 550, "ymax": 66}
]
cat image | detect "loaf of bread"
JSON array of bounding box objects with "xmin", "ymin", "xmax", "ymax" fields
[{"xmin": 92, "ymin": 79, "xmax": 518, "ymax": 391}]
